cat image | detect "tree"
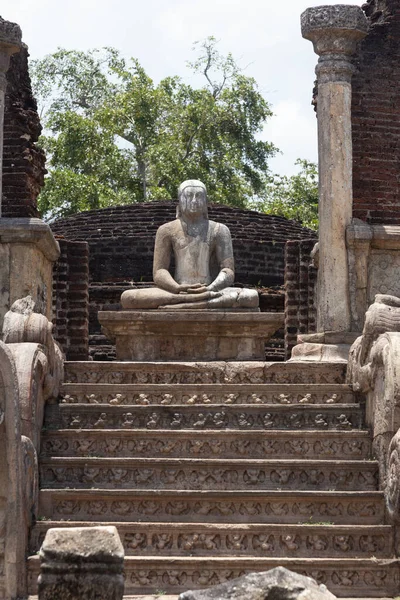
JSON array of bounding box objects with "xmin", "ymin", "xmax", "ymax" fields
[
  {"xmin": 30, "ymin": 40, "xmax": 278, "ymax": 220},
  {"xmin": 250, "ymin": 159, "xmax": 319, "ymax": 230}
]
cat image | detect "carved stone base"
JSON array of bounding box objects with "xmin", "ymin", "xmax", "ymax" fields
[{"xmin": 98, "ymin": 311, "xmax": 284, "ymax": 361}]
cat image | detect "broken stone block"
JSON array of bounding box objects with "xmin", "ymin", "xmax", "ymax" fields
[
  {"xmin": 38, "ymin": 526, "xmax": 124, "ymax": 600},
  {"xmin": 179, "ymin": 567, "xmax": 336, "ymax": 600}
]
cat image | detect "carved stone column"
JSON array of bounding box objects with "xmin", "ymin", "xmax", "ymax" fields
[
  {"xmin": 0, "ymin": 18, "xmax": 22, "ymax": 217},
  {"xmin": 301, "ymin": 5, "xmax": 368, "ymax": 334}
]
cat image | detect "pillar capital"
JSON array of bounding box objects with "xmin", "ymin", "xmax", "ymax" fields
[
  {"xmin": 301, "ymin": 5, "xmax": 368, "ymax": 83},
  {"xmin": 0, "ymin": 17, "xmax": 22, "ymax": 89}
]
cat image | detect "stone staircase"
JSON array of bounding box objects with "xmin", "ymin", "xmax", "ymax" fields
[{"xmin": 27, "ymin": 360, "xmax": 399, "ymax": 597}]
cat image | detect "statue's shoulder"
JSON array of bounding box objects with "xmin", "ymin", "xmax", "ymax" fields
[
  {"xmin": 209, "ymin": 220, "xmax": 231, "ymax": 237},
  {"xmin": 156, "ymin": 219, "xmax": 181, "ymax": 235}
]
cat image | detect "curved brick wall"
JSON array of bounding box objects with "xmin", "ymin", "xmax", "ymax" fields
[
  {"xmin": 52, "ymin": 202, "xmax": 315, "ymax": 361},
  {"xmin": 51, "ymin": 202, "xmax": 315, "ymax": 287}
]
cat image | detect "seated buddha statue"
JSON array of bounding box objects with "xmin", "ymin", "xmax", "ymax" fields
[{"xmin": 120, "ymin": 179, "xmax": 259, "ymax": 310}]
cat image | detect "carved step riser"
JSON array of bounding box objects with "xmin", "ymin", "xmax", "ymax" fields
[
  {"xmin": 30, "ymin": 523, "xmax": 393, "ymax": 558},
  {"xmin": 47, "ymin": 405, "xmax": 363, "ymax": 431},
  {"xmin": 27, "ymin": 558, "xmax": 400, "ymax": 597},
  {"xmin": 65, "ymin": 361, "xmax": 347, "ymax": 385},
  {"xmin": 40, "ymin": 431, "xmax": 372, "ymax": 460},
  {"xmin": 60, "ymin": 383, "xmax": 354, "ymax": 406},
  {"xmin": 39, "ymin": 491, "xmax": 384, "ymax": 525},
  {"xmin": 40, "ymin": 461, "xmax": 378, "ymax": 491}
]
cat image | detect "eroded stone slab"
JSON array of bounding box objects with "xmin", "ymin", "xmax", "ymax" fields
[
  {"xmin": 38, "ymin": 526, "xmax": 124, "ymax": 600},
  {"xmin": 179, "ymin": 566, "xmax": 336, "ymax": 600}
]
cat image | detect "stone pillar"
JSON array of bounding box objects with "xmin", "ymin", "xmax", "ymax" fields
[
  {"xmin": 38, "ymin": 526, "xmax": 125, "ymax": 600},
  {"xmin": 301, "ymin": 5, "xmax": 368, "ymax": 334},
  {"xmin": 0, "ymin": 18, "xmax": 22, "ymax": 217}
]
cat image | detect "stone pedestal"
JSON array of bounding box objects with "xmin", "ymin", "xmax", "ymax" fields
[
  {"xmin": 0, "ymin": 218, "xmax": 60, "ymax": 326},
  {"xmin": 99, "ymin": 310, "xmax": 284, "ymax": 361}
]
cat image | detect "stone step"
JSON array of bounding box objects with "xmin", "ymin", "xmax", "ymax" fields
[
  {"xmin": 30, "ymin": 521, "xmax": 394, "ymax": 558},
  {"xmin": 40, "ymin": 430, "xmax": 372, "ymax": 460},
  {"xmin": 39, "ymin": 457, "xmax": 378, "ymax": 491},
  {"xmin": 25, "ymin": 593, "xmax": 400, "ymax": 600},
  {"xmin": 65, "ymin": 361, "xmax": 347, "ymax": 385},
  {"xmin": 45, "ymin": 403, "xmax": 364, "ymax": 431},
  {"xmin": 60, "ymin": 383, "xmax": 354, "ymax": 406},
  {"xmin": 38, "ymin": 489, "xmax": 385, "ymax": 524},
  {"xmin": 118, "ymin": 598, "xmax": 395, "ymax": 600},
  {"xmin": 27, "ymin": 555, "xmax": 400, "ymax": 597}
]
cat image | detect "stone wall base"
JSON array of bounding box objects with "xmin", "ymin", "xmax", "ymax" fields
[{"xmin": 0, "ymin": 219, "xmax": 59, "ymax": 327}]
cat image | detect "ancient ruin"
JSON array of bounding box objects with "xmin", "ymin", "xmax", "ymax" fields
[
  {"xmin": 51, "ymin": 199, "xmax": 315, "ymax": 362},
  {"xmin": 0, "ymin": 2, "xmax": 399, "ymax": 599}
]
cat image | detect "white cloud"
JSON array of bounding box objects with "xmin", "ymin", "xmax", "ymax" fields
[
  {"xmin": 155, "ymin": 0, "xmax": 290, "ymax": 48},
  {"xmin": 266, "ymin": 100, "xmax": 318, "ymax": 176}
]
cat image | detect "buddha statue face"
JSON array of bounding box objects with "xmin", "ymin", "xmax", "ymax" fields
[
  {"xmin": 181, "ymin": 186, "xmax": 206, "ymax": 215},
  {"xmin": 177, "ymin": 179, "xmax": 208, "ymax": 219}
]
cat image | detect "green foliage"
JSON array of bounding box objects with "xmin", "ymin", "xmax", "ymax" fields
[
  {"xmin": 250, "ymin": 159, "xmax": 319, "ymax": 230},
  {"xmin": 31, "ymin": 40, "xmax": 277, "ymax": 220}
]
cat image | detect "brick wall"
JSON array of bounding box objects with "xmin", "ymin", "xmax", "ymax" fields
[
  {"xmin": 284, "ymin": 240, "xmax": 317, "ymax": 360},
  {"xmin": 52, "ymin": 239, "xmax": 89, "ymax": 360},
  {"xmin": 2, "ymin": 46, "xmax": 45, "ymax": 218},
  {"xmin": 51, "ymin": 202, "xmax": 315, "ymax": 287},
  {"xmin": 352, "ymin": 0, "xmax": 400, "ymax": 224},
  {"xmin": 2, "ymin": 46, "xmax": 91, "ymax": 361}
]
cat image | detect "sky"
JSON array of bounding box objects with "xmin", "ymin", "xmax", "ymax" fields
[{"xmin": 3, "ymin": 0, "xmax": 362, "ymax": 176}]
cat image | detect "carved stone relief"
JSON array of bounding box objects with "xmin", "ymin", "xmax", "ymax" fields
[{"xmin": 368, "ymin": 250, "xmax": 400, "ymax": 302}]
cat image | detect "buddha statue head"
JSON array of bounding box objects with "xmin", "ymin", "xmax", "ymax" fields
[{"xmin": 176, "ymin": 179, "xmax": 208, "ymax": 219}]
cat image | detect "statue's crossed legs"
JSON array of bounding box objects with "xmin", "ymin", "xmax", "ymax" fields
[{"xmin": 121, "ymin": 287, "xmax": 258, "ymax": 310}]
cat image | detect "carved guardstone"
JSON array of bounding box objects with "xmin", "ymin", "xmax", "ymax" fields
[{"xmin": 99, "ymin": 310, "xmax": 284, "ymax": 361}]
